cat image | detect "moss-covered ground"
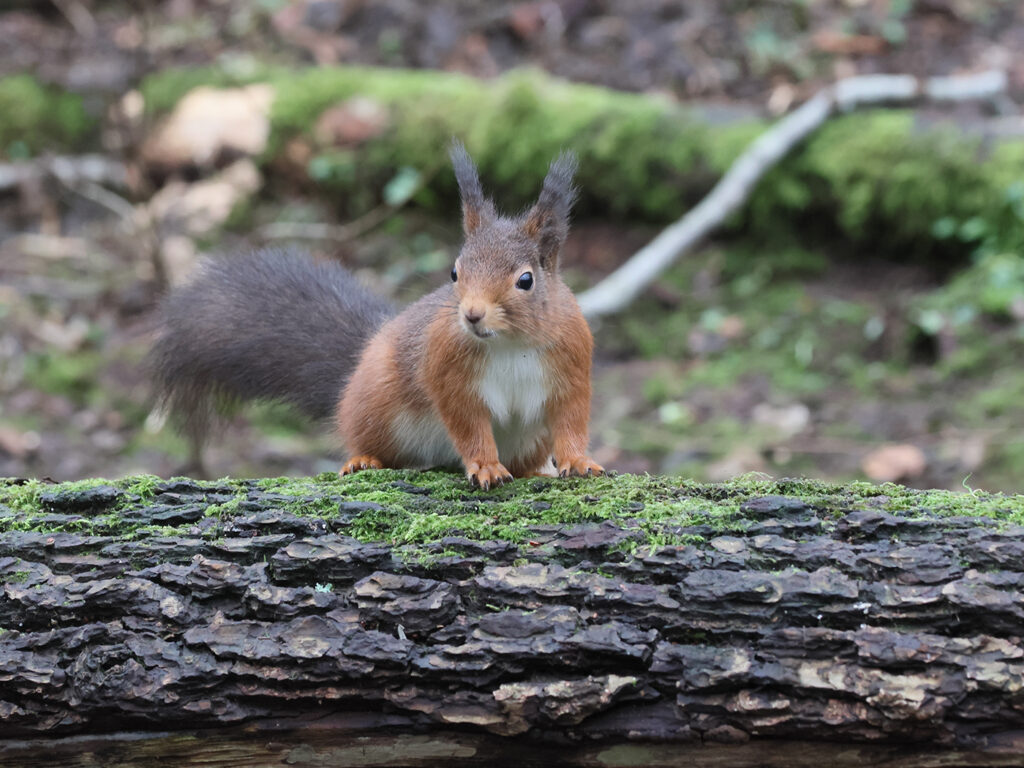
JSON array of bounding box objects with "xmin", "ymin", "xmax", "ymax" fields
[{"xmin": 2, "ymin": 471, "xmax": 1022, "ymax": 550}]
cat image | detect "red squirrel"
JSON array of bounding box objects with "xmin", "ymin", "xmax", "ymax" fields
[{"xmin": 151, "ymin": 142, "xmax": 603, "ymax": 489}]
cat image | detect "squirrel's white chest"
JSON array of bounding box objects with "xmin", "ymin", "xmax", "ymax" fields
[
  {"xmin": 478, "ymin": 346, "xmax": 548, "ymax": 425},
  {"xmin": 388, "ymin": 345, "xmax": 550, "ymax": 470}
]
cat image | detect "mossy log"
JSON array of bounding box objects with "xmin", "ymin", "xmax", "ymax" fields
[
  {"xmin": 136, "ymin": 65, "xmax": 1024, "ymax": 261},
  {"xmin": 2, "ymin": 472, "xmax": 1024, "ymax": 767}
]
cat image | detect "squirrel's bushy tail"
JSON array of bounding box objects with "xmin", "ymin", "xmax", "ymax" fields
[{"xmin": 149, "ymin": 247, "xmax": 395, "ymax": 447}]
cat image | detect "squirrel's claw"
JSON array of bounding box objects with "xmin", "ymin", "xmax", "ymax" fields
[
  {"xmin": 466, "ymin": 461, "xmax": 513, "ymax": 490},
  {"xmin": 556, "ymin": 456, "xmax": 605, "ymax": 478},
  {"xmin": 340, "ymin": 455, "xmax": 384, "ymax": 476}
]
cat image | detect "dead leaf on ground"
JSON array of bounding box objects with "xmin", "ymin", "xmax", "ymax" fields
[
  {"xmin": 0, "ymin": 427, "xmax": 41, "ymax": 458},
  {"xmin": 141, "ymin": 85, "xmax": 275, "ymax": 171},
  {"xmin": 861, "ymin": 444, "xmax": 927, "ymax": 483},
  {"xmin": 148, "ymin": 159, "xmax": 262, "ymax": 238},
  {"xmin": 314, "ymin": 97, "xmax": 390, "ymax": 147},
  {"xmin": 812, "ymin": 30, "xmax": 887, "ymax": 55}
]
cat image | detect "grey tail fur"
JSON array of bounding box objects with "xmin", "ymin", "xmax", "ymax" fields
[{"xmin": 149, "ymin": 247, "xmax": 395, "ymax": 450}]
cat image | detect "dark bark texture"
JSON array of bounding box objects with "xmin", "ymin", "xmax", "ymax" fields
[{"xmin": 2, "ymin": 477, "xmax": 1024, "ymax": 767}]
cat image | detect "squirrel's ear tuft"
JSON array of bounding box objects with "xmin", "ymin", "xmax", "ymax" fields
[
  {"xmin": 524, "ymin": 151, "xmax": 578, "ymax": 271},
  {"xmin": 450, "ymin": 140, "xmax": 494, "ymax": 235}
]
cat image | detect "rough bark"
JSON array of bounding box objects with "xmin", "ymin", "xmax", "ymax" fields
[{"xmin": 1, "ymin": 475, "xmax": 1024, "ymax": 766}]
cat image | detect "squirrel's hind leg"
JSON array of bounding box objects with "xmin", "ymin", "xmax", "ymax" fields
[
  {"xmin": 173, "ymin": 432, "xmax": 210, "ymax": 479},
  {"xmin": 340, "ymin": 455, "xmax": 385, "ymax": 476}
]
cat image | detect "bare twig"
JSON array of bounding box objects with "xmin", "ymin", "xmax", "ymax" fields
[
  {"xmin": 577, "ymin": 70, "xmax": 1008, "ymax": 319},
  {"xmin": 69, "ymin": 179, "xmax": 137, "ymax": 222},
  {"xmin": 51, "ymin": 0, "xmax": 97, "ymax": 37}
]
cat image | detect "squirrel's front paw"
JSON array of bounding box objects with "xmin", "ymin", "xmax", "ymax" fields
[
  {"xmin": 466, "ymin": 461, "xmax": 513, "ymax": 490},
  {"xmin": 556, "ymin": 456, "xmax": 605, "ymax": 478},
  {"xmin": 340, "ymin": 455, "xmax": 384, "ymax": 475}
]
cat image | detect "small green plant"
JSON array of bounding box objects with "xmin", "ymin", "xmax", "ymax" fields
[{"xmin": 0, "ymin": 74, "xmax": 94, "ymax": 156}]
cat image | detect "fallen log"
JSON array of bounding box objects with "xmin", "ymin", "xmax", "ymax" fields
[{"xmin": 1, "ymin": 472, "xmax": 1023, "ymax": 767}]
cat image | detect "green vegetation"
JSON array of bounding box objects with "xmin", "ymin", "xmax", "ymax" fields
[
  {"xmin": 3, "ymin": 472, "xmax": 1023, "ymax": 550},
  {"xmin": 592, "ymin": 231, "xmax": 1024, "ymax": 486},
  {"xmin": 0, "ymin": 74, "xmax": 95, "ymax": 157},
  {"xmin": 138, "ymin": 65, "xmax": 1024, "ymax": 263},
  {"xmin": 755, "ymin": 112, "xmax": 1019, "ymax": 257},
  {"xmin": 22, "ymin": 351, "xmax": 106, "ymax": 406}
]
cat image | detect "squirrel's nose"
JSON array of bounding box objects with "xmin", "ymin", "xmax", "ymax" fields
[{"xmin": 464, "ymin": 308, "xmax": 485, "ymax": 325}]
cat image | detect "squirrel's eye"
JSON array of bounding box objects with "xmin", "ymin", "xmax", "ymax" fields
[
  {"xmin": 516, "ymin": 271, "xmax": 534, "ymax": 290},
  {"xmin": 451, "ymin": 267, "xmax": 458, "ymax": 283}
]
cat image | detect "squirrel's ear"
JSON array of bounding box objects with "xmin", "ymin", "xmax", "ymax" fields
[
  {"xmin": 523, "ymin": 151, "xmax": 578, "ymax": 272},
  {"xmin": 450, "ymin": 140, "xmax": 494, "ymax": 235}
]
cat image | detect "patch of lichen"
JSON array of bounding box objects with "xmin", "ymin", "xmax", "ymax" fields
[
  {"xmin": 0, "ymin": 74, "xmax": 95, "ymax": 158},
  {"xmin": 3, "ymin": 472, "xmax": 1022, "ymax": 548},
  {"xmin": 136, "ymin": 64, "xmax": 1024, "ymax": 262}
]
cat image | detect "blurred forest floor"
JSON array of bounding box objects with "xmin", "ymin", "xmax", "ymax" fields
[{"xmin": 2, "ymin": 0, "xmax": 1024, "ymax": 490}]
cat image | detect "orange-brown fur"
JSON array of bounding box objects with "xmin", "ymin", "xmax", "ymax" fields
[{"xmin": 335, "ymin": 143, "xmax": 602, "ymax": 489}]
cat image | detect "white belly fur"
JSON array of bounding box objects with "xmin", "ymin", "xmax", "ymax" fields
[
  {"xmin": 479, "ymin": 345, "xmax": 548, "ymax": 425},
  {"xmin": 390, "ymin": 345, "xmax": 550, "ymax": 468},
  {"xmin": 480, "ymin": 344, "xmax": 550, "ymax": 463},
  {"xmin": 389, "ymin": 409, "xmax": 460, "ymax": 468}
]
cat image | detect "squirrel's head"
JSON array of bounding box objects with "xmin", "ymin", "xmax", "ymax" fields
[{"xmin": 448, "ymin": 141, "xmax": 577, "ymax": 344}]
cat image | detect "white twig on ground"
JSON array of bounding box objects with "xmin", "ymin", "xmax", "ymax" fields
[{"xmin": 576, "ymin": 70, "xmax": 1008, "ymax": 319}]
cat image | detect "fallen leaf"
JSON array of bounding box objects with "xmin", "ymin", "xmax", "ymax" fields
[
  {"xmin": 861, "ymin": 444, "xmax": 927, "ymax": 483},
  {"xmin": 0, "ymin": 427, "xmax": 41, "ymax": 458},
  {"xmin": 812, "ymin": 30, "xmax": 886, "ymax": 55},
  {"xmin": 314, "ymin": 96, "xmax": 390, "ymax": 147},
  {"xmin": 148, "ymin": 159, "xmax": 262, "ymax": 238},
  {"xmin": 142, "ymin": 85, "xmax": 275, "ymax": 170}
]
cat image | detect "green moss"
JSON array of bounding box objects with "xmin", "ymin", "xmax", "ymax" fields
[
  {"xmin": 753, "ymin": 112, "xmax": 1005, "ymax": 257},
  {"xmin": 253, "ymin": 66, "xmax": 719, "ymax": 221},
  {"xmin": 122, "ymin": 474, "xmax": 162, "ymax": 499},
  {"xmin": 138, "ymin": 64, "xmax": 278, "ymax": 115},
  {"xmin": 0, "ymin": 476, "xmax": 115, "ymax": 515},
  {"xmin": 3, "ymin": 473, "xmax": 1023, "ymax": 547},
  {"xmin": 0, "ymin": 75, "xmax": 95, "ymax": 157}
]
